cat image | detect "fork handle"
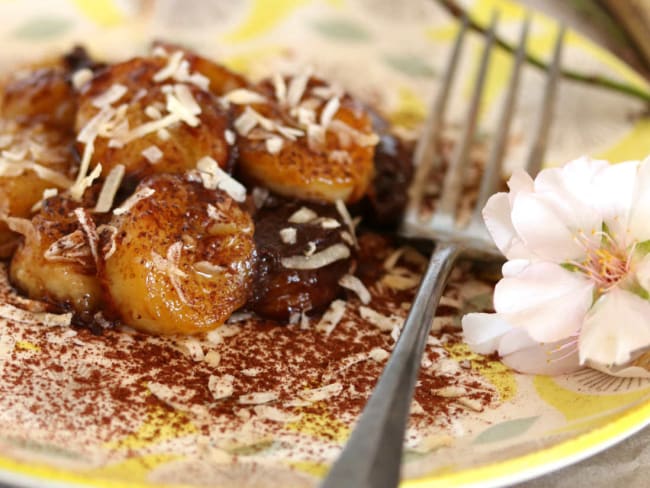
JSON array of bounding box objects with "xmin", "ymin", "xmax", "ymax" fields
[{"xmin": 321, "ymin": 241, "xmax": 461, "ymax": 488}]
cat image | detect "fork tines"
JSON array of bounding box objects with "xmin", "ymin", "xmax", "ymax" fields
[{"xmin": 402, "ymin": 13, "xmax": 566, "ymax": 254}]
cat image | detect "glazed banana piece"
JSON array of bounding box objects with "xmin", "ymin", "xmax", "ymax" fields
[
  {"xmin": 100, "ymin": 173, "xmax": 255, "ymax": 335},
  {"xmin": 74, "ymin": 55, "xmax": 232, "ymax": 186},
  {"xmin": 0, "ymin": 120, "xmax": 76, "ymax": 257},
  {"xmin": 9, "ymin": 190, "xmax": 103, "ymax": 319},
  {"xmin": 233, "ymin": 74, "xmax": 378, "ymax": 204}
]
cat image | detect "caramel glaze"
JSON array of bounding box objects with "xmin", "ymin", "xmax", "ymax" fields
[{"xmin": 249, "ymin": 197, "xmax": 352, "ymax": 321}]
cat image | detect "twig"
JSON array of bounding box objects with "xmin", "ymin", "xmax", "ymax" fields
[{"xmin": 437, "ymin": 0, "xmax": 650, "ymax": 104}]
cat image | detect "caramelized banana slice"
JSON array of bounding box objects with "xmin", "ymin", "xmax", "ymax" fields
[
  {"xmin": 234, "ymin": 74, "xmax": 377, "ymax": 204},
  {"xmin": 74, "ymin": 56, "xmax": 231, "ymax": 187},
  {"xmin": 0, "ymin": 120, "xmax": 76, "ymax": 256},
  {"xmin": 101, "ymin": 174, "xmax": 255, "ymax": 335},
  {"xmin": 250, "ymin": 197, "xmax": 352, "ymax": 321},
  {"xmin": 1, "ymin": 66, "xmax": 76, "ymax": 130},
  {"xmin": 9, "ymin": 190, "xmax": 103, "ymax": 319}
]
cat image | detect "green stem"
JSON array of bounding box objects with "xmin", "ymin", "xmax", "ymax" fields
[{"xmin": 437, "ymin": 0, "xmax": 650, "ymax": 105}]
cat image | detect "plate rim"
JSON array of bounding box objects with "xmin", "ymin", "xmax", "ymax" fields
[
  {"xmin": 402, "ymin": 395, "xmax": 650, "ymax": 487},
  {"xmin": 0, "ymin": 395, "xmax": 649, "ymax": 488}
]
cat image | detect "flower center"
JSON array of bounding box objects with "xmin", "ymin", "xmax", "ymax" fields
[{"xmin": 570, "ymin": 229, "xmax": 631, "ymax": 293}]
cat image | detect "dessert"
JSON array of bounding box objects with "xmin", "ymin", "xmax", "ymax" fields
[{"xmin": 0, "ymin": 44, "xmax": 502, "ymax": 484}]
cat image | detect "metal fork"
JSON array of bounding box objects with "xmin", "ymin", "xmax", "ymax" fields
[{"xmin": 321, "ymin": 13, "xmax": 565, "ymax": 488}]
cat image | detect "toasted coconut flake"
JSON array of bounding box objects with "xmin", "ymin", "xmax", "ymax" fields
[
  {"xmin": 272, "ymin": 73, "xmax": 287, "ymax": 104},
  {"xmin": 298, "ymin": 382, "xmax": 342, "ymax": 403},
  {"xmin": 281, "ymin": 243, "xmax": 349, "ymax": 270},
  {"xmin": 153, "ymin": 51, "xmax": 184, "ymax": 82},
  {"xmin": 204, "ymin": 350, "xmax": 221, "ymax": 368},
  {"xmin": 226, "ymin": 311, "xmax": 254, "ymax": 324},
  {"xmin": 157, "ymin": 128, "xmax": 170, "ymax": 141},
  {"xmin": 288, "ymin": 207, "xmax": 317, "ymax": 224},
  {"xmin": 224, "ymin": 129, "xmax": 236, "ymax": 145},
  {"xmin": 359, "ymin": 306, "xmax": 403, "ymax": 332},
  {"xmin": 434, "ymin": 386, "xmax": 466, "ymax": 398},
  {"xmin": 44, "ymin": 230, "xmax": 91, "ymax": 264},
  {"xmin": 196, "ymin": 156, "xmax": 246, "ymax": 202},
  {"xmin": 233, "ymin": 107, "xmax": 258, "ymax": 136},
  {"xmin": 94, "ymin": 164, "xmax": 125, "ymax": 213},
  {"xmin": 145, "ymin": 105, "xmax": 162, "ymax": 120},
  {"xmin": 300, "ymin": 311, "xmax": 310, "ymax": 330},
  {"xmin": 98, "ymin": 224, "xmax": 118, "ymax": 259},
  {"xmin": 338, "ymin": 274, "xmax": 371, "ymax": 304},
  {"xmin": 329, "ymin": 119, "xmax": 380, "ymax": 147},
  {"xmin": 166, "ymin": 84, "xmax": 201, "ymax": 127},
  {"xmin": 92, "ymin": 83, "xmax": 128, "ymax": 108},
  {"xmin": 286, "ymin": 69, "xmax": 312, "ymax": 107},
  {"xmin": 193, "ymin": 260, "xmax": 226, "ymax": 278},
  {"xmin": 253, "ymin": 405, "xmax": 300, "ymax": 423},
  {"xmin": 180, "ymin": 337, "xmax": 205, "ymax": 362},
  {"xmin": 252, "ymin": 187, "xmax": 269, "ymax": 208},
  {"xmin": 279, "ymin": 227, "xmax": 297, "ymax": 245},
  {"xmin": 113, "ymin": 186, "xmax": 155, "ymax": 215},
  {"xmin": 369, "ymin": 347, "xmax": 389, "ymax": 362},
  {"xmin": 242, "ymin": 367, "xmax": 261, "ymax": 377},
  {"xmin": 223, "ymin": 88, "xmax": 267, "ymax": 105},
  {"xmin": 316, "ymin": 299, "xmax": 346, "ymax": 336},
  {"xmin": 411, "ymin": 435, "xmax": 453, "ymax": 454},
  {"xmin": 0, "ymin": 303, "xmax": 72, "ymax": 327},
  {"xmin": 74, "ymin": 208, "xmax": 99, "ymax": 266},
  {"xmin": 381, "ymin": 273, "xmax": 421, "ymax": 290},
  {"xmin": 265, "ymin": 136, "xmax": 283, "ymax": 155},
  {"xmin": 70, "ymin": 162, "xmax": 102, "ymax": 201},
  {"xmin": 383, "ymin": 248, "xmax": 405, "ymax": 271},
  {"xmin": 335, "ymin": 199, "xmax": 357, "ymax": 247},
  {"xmin": 304, "ymin": 241, "xmax": 317, "ymax": 256},
  {"xmin": 458, "ymin": 397, "xmax": 484, "ymax": 412},
  {"xmin": 238, "ymin": 391, "xmax": 278, "ymax": 405},
  {"xmin": 391, "ymin": 325, "xmax": 401, "ymax": 342},
  {"xmin": 141, "ymin": 145, "xmax": 163, "ymax": 164},
  {"xmin": 71, "ymin": 68, "xmax": 93, "ymax": 90},
  {"xmin": 275, "ymin": 125, "xmax": 304, "ymax": 140},
  {"xmin": 320, "ymin": 96, "xmax": 340, "ymax": 128},
  {"xmin": 306, "ymin": 123, "xmax": 326, "ymax": 151},
  {"xmin": 208, "ymin": 374, "xmax": 235, "ymax": 400},
  {"xmin": 0, "ymin": 160, "xmax": 73, "ymax": 188}
]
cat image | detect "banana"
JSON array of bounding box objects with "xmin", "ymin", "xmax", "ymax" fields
[
  {"xmin": 100, "ymin": 173, "xmax": 255, "ymax": 335},
  {"xmin": 0, "ymin": 120, "xmax": 76, "ymax": 257},
  {"xmin": 9, "ymin": 189, "xmax": 103, "ymax": 319},
  {"xmin": 74, "ymin": 56, "xmax": 232, "ymax": 184},
  {"xmin": 234, "ymin": 75, "xmax": 378, "ymax": 204}
]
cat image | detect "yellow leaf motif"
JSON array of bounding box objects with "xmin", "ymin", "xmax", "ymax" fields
[
  {"xmin": 222, "ymin": 0, "xmax": 309, "ymax": 43},
  {"xmin": 70, "ymin": 0, "xmax": 125, "ymax": 27}
]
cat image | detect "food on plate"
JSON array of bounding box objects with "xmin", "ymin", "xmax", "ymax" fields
[
  {"xmin": 101, "ymin": 173, "xmax": 255, "ymax": 335},
  {"xmin": 0, "ymin": 44, "xmax": 412, "ymax": 335}
]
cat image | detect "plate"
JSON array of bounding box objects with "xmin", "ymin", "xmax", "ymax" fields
[{"xmin": 1, "ymin": 0, "xmax": 650, "ymax": 487}]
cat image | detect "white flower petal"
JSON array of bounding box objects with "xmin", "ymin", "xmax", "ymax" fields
[
  {"xmin": 461, "ymin": 313, "xmax": 511, "ymax": 355},
  {"xmin": 501, "ymin": 333, "xmax": 581, "ymax": 376},
  {"xmin": 580, "ymin": 289, "xmax": 650, "ymax": 366},
  {"xmin": 628, "ymin": 157, "xmax": 650, "ymax": 242},
  {"xmin": 482, "ymin": 193, "xmax": 529, "ymax": 260},
  {"xmin": 494, "ymin": 261, "xmax": 593, "ymax": 342},
  {"xmin": 510, "ymin": 192, "xmax": 593, "ymax": 262},
  {"xmin": 501, "ymin": 259, "xmax": 529, "ymax": 278},
  {"xmin": 636, "ymin": 253, "xmax": 650, "ymax": 293},
  {"xmin": 592, "ymin": 160, "xmax": 638, "ymax": 243},
  {"xmin": 506, "ymin": 169, "xmax": 534, "ymax": 196}
]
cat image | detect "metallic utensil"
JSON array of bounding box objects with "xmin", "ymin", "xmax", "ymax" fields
[{"xmin": 321, "ymin": 13, "xmax": 565, "ymax": 488}]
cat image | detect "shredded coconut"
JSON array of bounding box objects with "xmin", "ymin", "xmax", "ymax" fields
[
  {"xmin": 281, "ymin": 243, "xmax": 350, "ymax": 269},
  {"xmin": 338, "ymin": 274, "xmax": 371, "ymax": 304}
]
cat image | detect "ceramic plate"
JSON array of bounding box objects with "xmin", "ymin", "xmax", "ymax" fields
[{"xmin": 0, "ymin": 0, "xmax": 649, "ymax": 487}]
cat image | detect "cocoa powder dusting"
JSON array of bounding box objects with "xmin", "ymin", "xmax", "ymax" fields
[{"xmin": 0, "ymin": 233, "xmax": 499, "ymax": 477}]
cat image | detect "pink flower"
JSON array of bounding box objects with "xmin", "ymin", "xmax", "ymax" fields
[{"xmin": 462, "ymin": 156, "xmax": 650, "ymax": 377}]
